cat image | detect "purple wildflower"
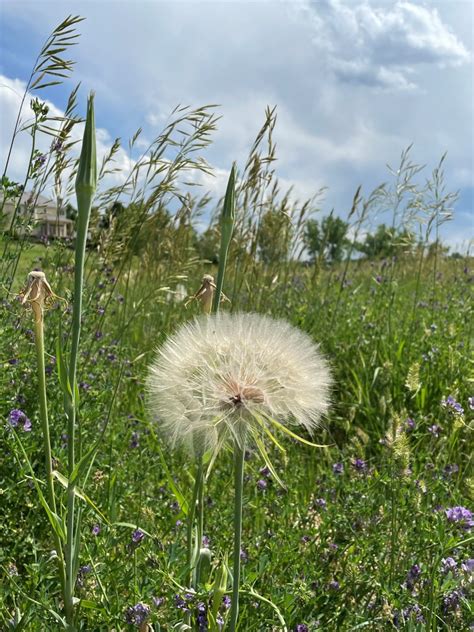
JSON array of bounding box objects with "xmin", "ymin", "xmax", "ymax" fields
[
  {"xmin": 240, "ymin": 548, "xmax": 248, "ymax": 562},
  {"xmin": 352, "ymin": 458, "xmax": 367, "ymax": 472},
  {"xmin": 257, "ymin": 479, "xmax": 267, "ymax": 490},
  {"xmin": 129, "ymin": 431, "xmax": 140, "ymax": 449},
  {"xmin": 174, "ymin": 594, "xmax": 189, "ymax": 611},
  {"xmin": 152, "ymin": 596, "xmax": 165, "ymax": 608},
  {"xmin": 329, "ymin": 580, "xmax": 340, "ymax": 590},
  {"xmin": 442, "ymin": 395, "xmax": 464, "ymax": 415},
  {"xmin": 461, "ymin": 559, "xmax": 474, "ymax": 574},
  {"xmin": 468, "ymin": 396, "xmax": 474, "ymax": 411},
  {"xmin": 332, "ymin": 462, "xmax": 344, "ymax": 474},
  {"xmin": 124, "ymin": 602, "xmax": 150, "ymax": 625},
  {"xmin": 442, "ymin": 590, "xmax": 462, "ymax": 613},
  {"xmin": 295, "ymin": 626, "xmax": 309, "ymax": 632},
  {"xmin": 222, "ymin": 595, "xmax": 231, "ymax": 610},
  {"xmin": 8, "ymin": 409, "xmax": 32, "ymax": 432},
  {"xmin": 314, "ymin": 498, "xmax": 326, "ymax": 509},
  {"xmin": 131, "ymin": 529, "xmax": 145, "ymax": 545},
  {"xmin": 91, "ymin": 524, "xmax": 100, "ymax": 536},
  {"xmin": 441, "ymin": 557, "xmax": 457, "ymax": 574},
  {"xmin": 405, "ymin": 418, "xmax": 415, "ymax": 432},
  {"xmin": 445, "ymin": 506, "xmax": 473, "ymax": 529}
]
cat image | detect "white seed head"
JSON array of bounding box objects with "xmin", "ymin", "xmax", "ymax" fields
[{"xmin": 147, "ymin": 312, "xmax": 332, "ymax": 454}]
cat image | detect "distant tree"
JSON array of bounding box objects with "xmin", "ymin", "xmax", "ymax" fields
[
  {"xmin": 304, "ymin": 214, "xmax": 349, "ymax": 263},
  {"xmin": 427, "ymin": 239, "xmax": 449, "ymax": 258},
  {"xmin": 257, "ymin": 208, "xmax": 293, "ymax": 264},
  {"xmin": 197, "ymin": 226, "xmax": 220, "ymax": 264},
  {"xmin": 357, "ymin": 224, "xmax": 416, "ymax": 259}
]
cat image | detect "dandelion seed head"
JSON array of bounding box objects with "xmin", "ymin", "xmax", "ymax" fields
[{"xmin": 147, "ymin": 312, "xmax": 332, "ymax": 454}]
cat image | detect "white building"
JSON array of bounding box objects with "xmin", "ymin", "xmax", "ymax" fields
[{"xmin": 0, "ymin": 192, "xmax": 74, "ymax": 239}]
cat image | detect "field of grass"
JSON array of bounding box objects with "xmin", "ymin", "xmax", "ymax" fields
[{"xmin": 1, "ymin": 230, "xmax": 472, "ymax": 630}]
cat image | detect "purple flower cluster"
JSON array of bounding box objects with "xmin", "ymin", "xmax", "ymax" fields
[
  {"xmin": 442, "ymin": 589, "xmax": 463, "ymax": 613},
  {"xmin": 442, "ymin": 395, "xmax": 464, "ymax": 415},
  {"xmin": 404, "ymin": 564, "xmax": 421, "ymax": 591},
  {"xmin": 445, "ymin": 506, "xmax": 473, "ymax": 529},
  {"xmin": 7, "ymin": 409, "xmax": 31, "ymax": 432},
  {"xmin": 332, "ymin": 462, "xmax": 344, "ymax": 474},
  {"xmin": 124, "ymin": 602, "xmax": 150, "ymax": 626},
  {"xmin": 352, "ymin": 458, "xmax": 367, "ymax": 472}
]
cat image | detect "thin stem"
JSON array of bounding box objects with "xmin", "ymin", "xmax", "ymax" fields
[
  {"xmin": 33, "ymin": 308, "xmax": 66, "ymax": 594},
  {"xmin": 229, "ymin": 437, "xmax": 246, "ymax": 632}
]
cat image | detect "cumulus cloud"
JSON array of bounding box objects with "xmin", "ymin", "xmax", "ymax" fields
[
  {"xmin": 299, "ymin": 0, "xmax": 470, "ymax": 90},
  {"xmin": 0, "ymin": 74, "xmax": 134, "ymax": 201}
]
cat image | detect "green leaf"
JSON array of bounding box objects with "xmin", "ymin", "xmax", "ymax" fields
[
  {"xmin": 52, "ymin": 471, "xmax": 110, "ymax": 525},
  {"xmin": 264, "ymin": 414, "xmax": 332, "ymax": 448}
]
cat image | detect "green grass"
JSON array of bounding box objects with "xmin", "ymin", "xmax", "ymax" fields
[{"xmin": 1, "ymin": 239, "xmax": 472, "ymax": 630}]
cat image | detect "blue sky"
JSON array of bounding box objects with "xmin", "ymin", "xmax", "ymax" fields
[{"xmin": 0, "ymin": 0, "xmax": 472, "ymax": 250}]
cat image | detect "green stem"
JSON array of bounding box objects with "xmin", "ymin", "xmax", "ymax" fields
[
  {"xmin": 33, "ymin": 311, "xmax": 66, "ymax": 594},
  {"xmin": 229, "ymin": 437, "xmax": 246, "ymax": 632}
]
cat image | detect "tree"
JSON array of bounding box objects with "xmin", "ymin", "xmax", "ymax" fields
[
  {"xmin": 304, "ymin": 214, "xmax": 349, "ymax": 263},
  {"xmin": 257, "ymin": 208, "xmax": 293, "ymax": 265},
  {"xmin": 357, "ymin": 224, "xmax": 416, "ymax": 259},
  {"xmin": 197, "ymin": 226, "xmax": 220, "ymax": 264}
]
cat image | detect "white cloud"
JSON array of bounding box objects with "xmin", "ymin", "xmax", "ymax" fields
[
  {"xmin": 0, "ymin": 74, "xmax": 134, "ymax": 202},
  {"xmin": 299, "ymin": 0, "xmax": 470, "ymax": 90}
]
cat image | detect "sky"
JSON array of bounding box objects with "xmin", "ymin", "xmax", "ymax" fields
[{"xmin": 0, "ymin": 0, "xmax": 473, "ymax": 251}]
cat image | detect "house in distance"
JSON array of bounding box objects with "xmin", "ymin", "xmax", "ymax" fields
[{"xmin": 0, "ymin": 192, "xmax": 74, "ymax": 239}]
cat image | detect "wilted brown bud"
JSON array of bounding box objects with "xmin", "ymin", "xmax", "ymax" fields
[
  {"xmin": 20, "ymin": 271, "xmax": 58, "ymax": 322},
  {"xmin": 185, "ymin": 274, "xmax": 229, "ymax": 314}
]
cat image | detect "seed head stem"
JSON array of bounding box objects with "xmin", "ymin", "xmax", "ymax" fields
[{"xmin": 229, "ymin": 433, "xmax": 246, "ymax": 632}]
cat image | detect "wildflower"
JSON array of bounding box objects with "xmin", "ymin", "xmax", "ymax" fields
[
  {"xmin": 129, "ymin": 431, "xmax": 140, "ymax": 449},
  {"xmin": 222, "ymin": 595, "xmax": 231, "ymax": 610},
  {"xmin": 256, "ymin": 479, "xmax": 267, "ymax": 490},
  {"xmin": 405, "ymin": 418, "xmax": 415, "ymax": 432},
  {"xmin": 332, "ymin": 462, "xmax": 344, "ymax": 474},
  {"xmin": 152, "ymin": 596, "xmax": 165, "ymax": 607},
  {"xmin": 91, "ymin": 524, "xmax": 100, "ymax": 536},
  {"xmin": 131, "ymin": 529, "xmax": 145, "ymax": 545},
  {"xmin": 468, "ymin": 396, "xmax": 474, "ymax": 411},
  {"xmin": 461, "ymin": 559, "xmax": 474, "ymax": 574},
  {"xmin": 428, "ymin": 424, "xmax": 440, "ymax": 437},
  {"xmin": 329, "ymin": 580, "xmax": 340, "ymax": 590},
  {"xmin": 442, "ymin": 589, "xmax": 462, "ymax": 613},
  {"xmin": 445, "ymin": 506, "xmax": 473, "ymax": 529},
  {"xmin": 124, "ymin": 602, "xmax": 150, "ymax": 625},
  {"xmin": 441, "ymin": 557, "xmax": 457, "ymax": 574},
  {"xmin": 295, "ymin": 626, "xmax": 309, "ymax": 632},
  {"xmin": 147, "ymin": 313, "xmax": 332, "ymax": 454},
  {"xmin": 352, "ymin": 458, "xmax": 367, "ymax": 472},
  {"xmin": 7, "ymin": 409, "xmax": 32, "ymax": 432},
  {"xmin": 442, "ymin": 395, "xmax": 464, "ymax": 415},
  {"xmin": 314, "ymin": 498, "xmax": 326, "ymax": 509}
]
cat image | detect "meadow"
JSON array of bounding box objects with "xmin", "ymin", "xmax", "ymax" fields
[{"xmin": 1, "ymin": 16, "xmax": 473, "ymax": 632}]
